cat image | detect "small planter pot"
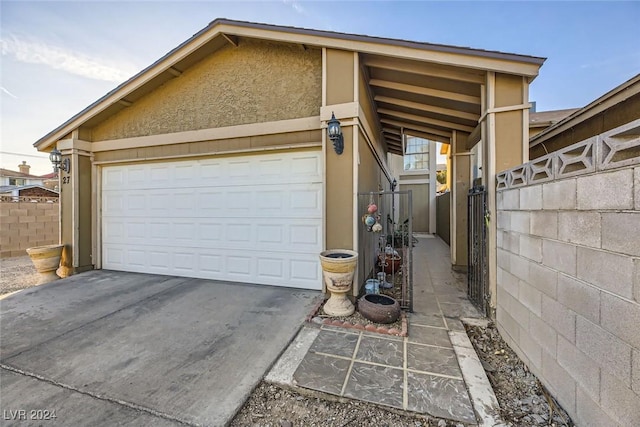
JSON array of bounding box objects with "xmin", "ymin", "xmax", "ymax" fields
[
  {"xmin": 379, "ymin": 253, "xmax": 402, "ymax": 275},
  {"xmin": 358, "ymin": 294, "xmax": 401, "ymax": 324},
  {"xmin": 26, "ymin": 244, "xmax": 64, "ymax": 284}
]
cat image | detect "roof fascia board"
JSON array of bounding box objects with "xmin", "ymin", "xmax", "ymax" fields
[{"xmin": 216, "ymin": 23, "xmax": 544, "ymax": 77}]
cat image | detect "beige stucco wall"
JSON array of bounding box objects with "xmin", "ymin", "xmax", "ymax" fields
[
  {"xmin": 78, "ymin": 155, "xmax": 92, "ymax": 269},
  {"xmin": 59, "ymin": 158, "xmax": 73, "ymax": 275},
  {"xmin": 326, "ymin": 126, "xmax": 354, "ymax": 250},
  {"xmin": 357, "ymin": 129, "xmax": 383, "ymax": 286},
  {"xmin": 494, "ymin": 73, "xmax": 525, "ymax": 173},
  {"xmin": 325, "ymin": 49, "xmax": 356, "ymax": 251},
  {"xmin": 326, "ymin": 49, "xmax": 354, "ymax": 105},
  {"xmin": 91, "ymin": 39, "xmax": 322, "ymax": 141}
]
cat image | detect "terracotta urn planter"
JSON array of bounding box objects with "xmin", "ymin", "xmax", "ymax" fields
[
  {"xmin": 26, "ymin": 244, "xmax": 64, "ymax": 284},
  {"xmin": 319, "ymin": 249, "xmax": 358, "ymax": 317},
  {"xmin": 379, "ymin": 253, "xmax": 402, "ymax": 274},
  {"xmin": 358, "ymin": 294, "xmax": 401, "ymax": 324}
]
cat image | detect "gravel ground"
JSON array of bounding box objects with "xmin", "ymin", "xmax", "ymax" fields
[
  {"xmin": 465, "ymin": 322, "xmax": 574, "ymax": 427},
  {"xmin": 230, "ymin": 383, "xmax": 466, "ymax": 427},
  {"xmin": 0, "ymin": 255, "xmax": 39, "ymax": 296}
]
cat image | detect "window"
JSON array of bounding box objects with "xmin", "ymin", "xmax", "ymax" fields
[
  {"xmin": 9, "ymin": 178, "xmax": 25, "ymax": 185},
  {"xmin": 403, "ymin": 136, "xmax": 431, "ymax": 171}
]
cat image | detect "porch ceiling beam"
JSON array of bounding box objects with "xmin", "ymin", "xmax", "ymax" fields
[
  {"xmin": 370, "ymin": 79, "xmax": 481, "ymax": 105},
  {"xmin": 385, "ymin": 142, "xmax": 403, "ymax": 151},
  {"xmin": 222, "ymin": 33, "xmax": 239, "ymax": 47},
  {"xmin": 378, "ymin": 108, "xmax": 475, "ymax": 133},
  {"xmin": 382, "ymin": 127, "xmax": 401, "ymax": 135},
  {"xmin": 405, "ymin": 129, "xmax": 451, "ymax": 144},
  {"xmin": 380, "ymin": 118, "xmax": 452, "ymax": 138},
  {"xmin": 375, "ymin": 95, "xmax": 479, "ymax": 121},
  {"xmin": 364, "ymin": 57, "xmax": 485, "ymax": 84},
  {"xmin": 384, "ymin": 134, "xmax": 402, "ymax": 142},
  {"xmin": 118, "ymin": 99, "xmax": 133, "ymax": 107}
]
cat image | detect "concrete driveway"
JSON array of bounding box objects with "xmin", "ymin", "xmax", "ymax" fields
[{"xmin": 0, "ymin": 270, "xmax": 318, "ymax": 426}]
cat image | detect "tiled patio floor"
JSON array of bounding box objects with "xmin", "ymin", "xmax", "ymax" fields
[{"xmin": 293, "ymin": 236, "xmax": 483, "ymax": 424}]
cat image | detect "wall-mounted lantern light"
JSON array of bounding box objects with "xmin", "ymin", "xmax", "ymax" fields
[
  {"xmin": 49, "ymin": 148, "xmax": 70, "ymax": 173},
  {"xmin": 391, "ymin": 178, "xmax": 398, "ymax": 191},
  {"xmin": 327, "ymin": 112, "xmax": 344, "ymax": 155}
]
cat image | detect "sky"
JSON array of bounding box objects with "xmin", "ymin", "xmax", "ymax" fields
[{"xmin": 1, "ymin": 1, "xmax": 639, "ymax": 175}]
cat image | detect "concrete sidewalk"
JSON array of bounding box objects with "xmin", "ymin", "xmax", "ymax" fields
[{"xmin": 268, "ymin": 236, "xmax": 502, "ymax": 426}]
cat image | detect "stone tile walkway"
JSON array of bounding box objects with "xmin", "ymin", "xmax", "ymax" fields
[{"xmin": 292, "ymin": 236, "xmax": 484, "ymax": 424}]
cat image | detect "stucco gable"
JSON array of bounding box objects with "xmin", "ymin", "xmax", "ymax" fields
[{"xmin": 91, "ymin": 38, "xmax": 322, "ymax": 142}]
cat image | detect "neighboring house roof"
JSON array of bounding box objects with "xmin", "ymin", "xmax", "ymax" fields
[
  {"xmin": 0, "ymin": 184, "xmax": 59, "ymax": 195},
  {"xmin": 0, "ymin": 168, "xmax": 45, "ymax": 179},
  {"xmin": 530, "ymin": 73, "xmax": 640, "ymax": 148},
  {"xmin": 529, "ymin": 108, "xmax": 580, "ymax": 129},
  {"xmin": 39, "ymin": 172, "xmax": 58, "ymax": 179},
  {"xmin": 33, "ymin": 18, "xmax": 546, "ymax": 152}
]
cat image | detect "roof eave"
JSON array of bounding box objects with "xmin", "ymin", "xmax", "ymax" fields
[
  {"xmin": 530, "ymin": 73, "xmax": 640, "ymax": 147},
  {"xmin": 34, "ymin": 18, "xmax": 546, "ymax": 151}
]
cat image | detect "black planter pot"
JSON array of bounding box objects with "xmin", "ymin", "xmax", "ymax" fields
[{"xmin": 358, "ymin": 294, "xmax": 401, "ymax": 324}]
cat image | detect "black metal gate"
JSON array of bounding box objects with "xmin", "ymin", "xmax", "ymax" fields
[
  {"xmin": 357, "ymin": 190, "xmax": 413, "ymax": 312},
  {"xmin": 468, "ymin": 186, "xmax": 489, "ymax": 316}
]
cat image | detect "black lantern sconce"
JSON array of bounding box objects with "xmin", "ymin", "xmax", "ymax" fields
[
  {"xmin": 49, "ymin": 148, "xmax": 70, "ymax": 173},
  {"xmin": 327, "ymin": 112, "xmax": 344, "ymax": 155}
]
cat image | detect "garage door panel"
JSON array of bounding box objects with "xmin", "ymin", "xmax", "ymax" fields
[
  {"xmin": 106, "ymin": 185, "xmax": 321, "ymax": 219},
  {"xmin": 103, "ymin": 218, "xmax": 321, "ymax": 252},
  {"xmin": 102, "ymin": 151, "xmax": 323, "ymax": 289},
  {"xmin": 103, "ymin": 156, "xmax": 321, "ymax": 192},
  {"xmin": 102, "ymin": 244, "xmax": 321, "ymax": 289}
]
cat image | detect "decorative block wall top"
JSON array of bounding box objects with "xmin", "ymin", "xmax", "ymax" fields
[{"xmin": 497, "ymin": 119, "xmax": 640, "ymax": 191}]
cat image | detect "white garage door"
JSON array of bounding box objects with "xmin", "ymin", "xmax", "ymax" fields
[{"xmin": 101, "ymin": 151, "xmax": 323, "ymax": 289}]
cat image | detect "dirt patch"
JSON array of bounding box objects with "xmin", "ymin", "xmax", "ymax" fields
[
  {"xmin": 465, "ymin": 322, "xmax": 574, "ymax": 426},
  {"xmin": 0, "ymin": 256, "xmax": 39, "ymax": 296},
  {"xmin": 231, "ymin": 382, "xmax": 468, "ymax": 427}
]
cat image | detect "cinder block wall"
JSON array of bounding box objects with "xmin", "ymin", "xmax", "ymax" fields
[
  {"xmin": 496, "ymin": 120, "xmax": 640, "ymax": 426},
  {"xmin": 0, "ymin": 200, "xmax": 59, "ymax": 258}
]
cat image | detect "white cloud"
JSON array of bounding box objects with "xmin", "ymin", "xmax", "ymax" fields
[
  {"xmin": 282, "ymin": 0, "xmax": 307, "ymax": 16},
  {"xmin": 1, "ymin": 86, "xmax": 17, "ymax": 98},
  {"xmin": 1, "ymin": 34, "xmax": 137, "ymax": 83}
]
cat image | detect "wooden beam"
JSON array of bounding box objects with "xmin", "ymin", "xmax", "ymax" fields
[
  {"xmin": 167, "ymin": 67, "xmax": 183, "ymax": 77},
  {"xmin": 364, "ymin": 57, "xmax": 485, "ymax": 84},
  {"xmin": 378, "ymin": 108, "xmax": 475, "ymax": 133},
  {"xmin": 374, "ymin": 95, "xmax": 478, "ymax": 121},
  {"xmin": 384, "ymin": 134, "xmax": 402, "ymax": 142},
  {"xmin": 370, "ymin": 79, "xmax": 481, "ymax": 104},
  {"xmin": 383, "ymin": 127, "xmax": 401, "ymax": 135},
  {"xmin": 403, "ymin": 130, "xmax": 451, "ymax": 144},
  {"xmin": 380, "ymin": 118, "xmax": 452, "ymax": 138},
  {"xmin": 118, "ymin": 99, "xmax": 133, "ymax": 107},
  {"xmin": 222, "ymin": 33, "xmax": 239, "ymax": 47}
]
